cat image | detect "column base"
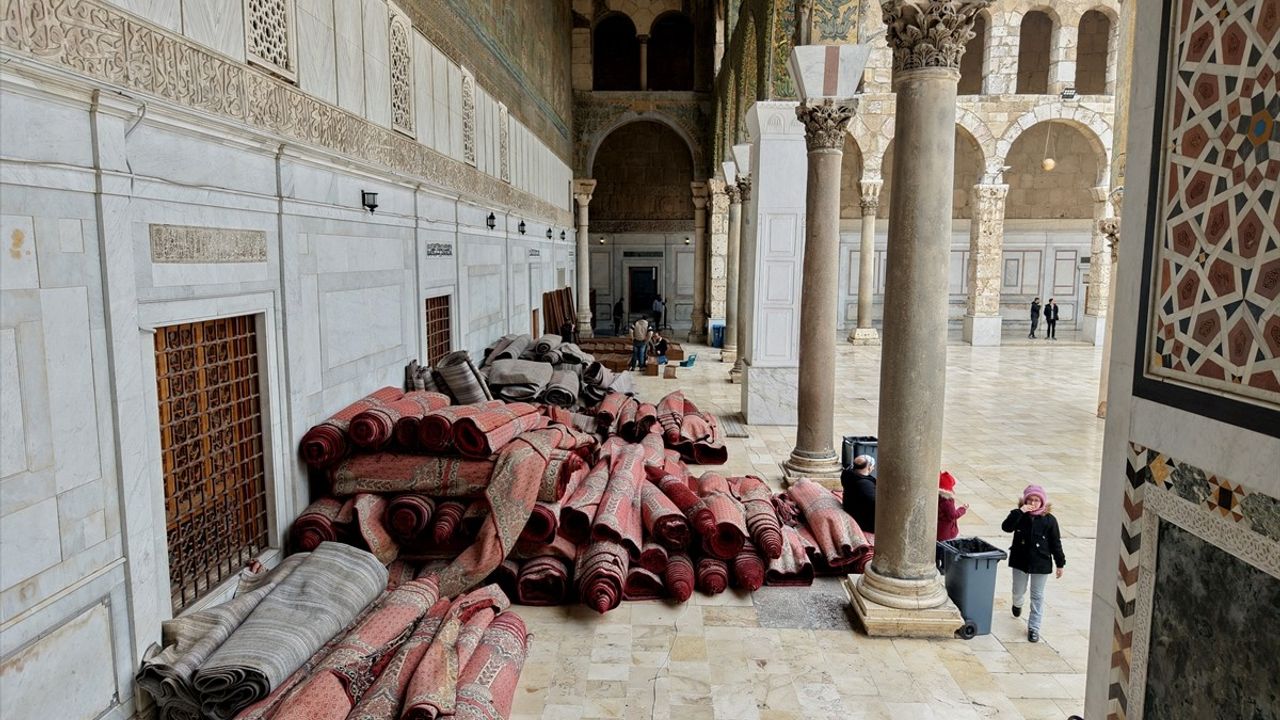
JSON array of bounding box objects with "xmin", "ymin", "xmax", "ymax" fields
[
  {"xmin": 1082, "ymin": 314, "xmax": 1106, "ymax": 346},
  {"xmin": 689, "ymin": 312, "xmax": 708, "ymax": 343},
  {"xmin": 962, "ymin": 315, "xmax": 1002, "ymax": 346},
  {"xmin": 720, "ymin": 345, "xmax": 737, "ymax": 364},
  {"xmin": 847, "ymin": 327, "xmax": 880, "ymax": 345},
  {"xmin": 782, "ymin": 449, "xmax": 842, "ymax": 482},
  {"xmin": 576, "ymin": 311, "xmax": 594, "ymax": 340},
  {"xmin": 728, "ymin": 359, "xmax": 743, "ymax": 384},
  {"xmin": 843, "ymin": 574, "xmax": 965, "ymax": 638}
]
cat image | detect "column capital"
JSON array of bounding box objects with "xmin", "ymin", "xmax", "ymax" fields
[
  {"xmin": 794, "ymin": 99, "xmax": 857, "ymax": 152},
  {"xmin": 1100, "ymin": 217, "xmax": 1121, "ymax": 261},
  {"xmin": 880, "ymin": 0, "xmax": 993, "ymax": 73},
  {"xmin": 637, "ymin": 33, "xmax": 650, "ymax": 43},
  {"xmin": 859, "ymin": 179, "xmax": 884, "ymax": 213},
  {"xmin": 736, "ymin": 174, "xmax": 752, "ymax": 202},
  {"xmin": 971, "ymin": 183, "xmax": 1009, "ymax": 202},
  {"xmin": 691, "ymin": 180, "xmax": 709, "ymax": 208},
  {"xmin": 725, "ymin": 183, "xmax": 741, "ymax": 204},
  {"xmin": 572, "ymin": 178, "xmax": 596, "ymax": 205}
]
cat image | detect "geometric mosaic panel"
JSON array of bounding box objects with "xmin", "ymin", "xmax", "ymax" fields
[{"xmin": 1149, "ymin": 0, "xmax": 1280, "ymax": 407}]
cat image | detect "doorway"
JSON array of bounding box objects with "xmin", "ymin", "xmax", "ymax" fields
[{"xmin": 628, "ymin": 266, "xmax": 658, "ymax": 322}]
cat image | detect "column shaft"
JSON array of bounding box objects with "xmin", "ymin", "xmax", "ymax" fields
[
  {"xmin": 1083, "ymin": 186, "xmax": 1112, "ymax": 344},
  {"xmin": 638, "ymin": 35, "xmax": 649, "ymax": 91},
  {"xmin": 722, "ymin": 186, "xmax": 742, "ymax": 362},
  {"xmin": 1097, "ymin": 215, "xmax": 1120, "ymax": 417},
  {"xmin": 690, "ymin": 182, "xmax": 709, "ymax": 342},
  {"xmin": 963, "ymin": 184, "xmax": 1008, "ymax": 346},
  {"xmin": 850, "ymin": 180, "xmax": 882, "ymax": 344},
  {"xmin": 573, "ymin": 179, "xmax": 596, "ymax": 338},
  {"xmin": 730, "ymin": 177, "xmax": 752, "ymax": 381}
]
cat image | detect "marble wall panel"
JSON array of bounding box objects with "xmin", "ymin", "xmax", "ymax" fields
[
  {"xmin": 296, "ymin": 0, "xmax": 338, "ymax": 104},
  {"xmin": 182, "ymin": 0, "xmax": 244, "ymax": 61},
  {"xmin": 334, "ymin": 0, "xmax": 366, "ymax": 115},
  {"xmin": 361, "ymin": 0, "xmax": 390, "ymax": 127},
  {"xmin": 0, "ymin": 602, "xmax": 118, "ymax": 719}
]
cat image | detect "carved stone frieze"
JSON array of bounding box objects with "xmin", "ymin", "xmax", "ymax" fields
[
  {"xmin": 149, "ymin": 224, "xmax": 268, "ymax": 263},
  {"xmin": 498, "ymin": 103, "xmax": 509, "ymax": 182},
  {"xmin": 390, "ymin": 15, "xmax": 414, "ymax": 136},
  {"xmin": 461, "ymin": 69, "xmax": 476, "ymax": 166},
  {"xmin": 795, "ymin": 99, "xmax": 857, "ymax": 152},
  {"xmin": 879, "ymin": 0, "xmax": 993, "ymax": 73},
  {"xmin": 593, "ymin": 219, "xmax": 693, "ymax": 234},
  {"xmin": 0, "ymin": 0, "xmax": 572, "ymax": 226}
]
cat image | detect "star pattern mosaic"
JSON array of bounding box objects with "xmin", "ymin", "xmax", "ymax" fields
[{"xmin": 1150, "ymin": 0, "xmax": 1280, "ymax": 406}]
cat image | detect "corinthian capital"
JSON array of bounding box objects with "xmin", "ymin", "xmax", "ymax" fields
[
  {"xmin": 1099, "ymin": 218, "xmax": 1121, "ymax": 262},
  {"xmin": 726, "ymin": 183, "xmax": 741, "ymax": 204},
  {"xmin": 795, "ymin": 99, "xmax": 857, "ymax": 152},
  {"xmin": 572, "ymin": 178, "xmax": 597, "ymax": 206},
  {"xmin": 736, "ymin": 174, "xmax": 752, "ymax": 202},
  {"xmin": 880, "ymin": 0, "xmax": 993, "ymax": 73}
]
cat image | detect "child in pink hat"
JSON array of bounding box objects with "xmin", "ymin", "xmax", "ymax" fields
[
  {"xmin": 936, "ymin": 471, "xmax": 969, "ymax": 541},
  {"xmin": 1001, "ymin": 484, "xmax": 1066, "ymax": 642}
]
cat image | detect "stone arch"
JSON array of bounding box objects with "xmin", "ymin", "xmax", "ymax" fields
[
  {"xmin": 1003, "ymin": 119, "xmax": 1108, "ymax": 219},
  {"xmin": 956, "ymin": 106, "xmax": 998, "ymax": 180},
  {"xmin": 586, "ymin": 113, "xmax": 701, "ymax": 178},
  {"xmin": 1016, "ymin": 8, "xmax": 1058, "ymax": 94},
  {"xmin": 996, "ymin": 105, "xmax": 1112, "ymax": 185},
  {"xmin": 958, "ymin": 9, "xmax": 988, "ymax": 95},
  {"xmin": 648, "ymin": 10, "xmax": 695, "ymax": 90},
  {"xmin": 593, "ymin": 12, "xmax": 640, "ymax": 91},
  {"xmin": 590, "ymin": 120, "xmax": 695, "ymax": 231},
  {"xmin": 879, "ymin": 124, "xmax": 987, "ymax": 220},
  {"xmin": 1077, "ymin": 7, "xmax": 1117, "ymax": 94}
]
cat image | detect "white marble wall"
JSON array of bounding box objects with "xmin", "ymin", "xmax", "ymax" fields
[
  {"xmin": 585, "ymin": 233, "xmax": 697, "ymax": 335},
  {"xmin": 0, "ymin": 63, "xmax": 574, "ymax": 720}
]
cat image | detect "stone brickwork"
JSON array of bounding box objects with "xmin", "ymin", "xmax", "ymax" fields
[{"xmin": 590, "ymin": 121, "xmax": 696, "ymax": 233}]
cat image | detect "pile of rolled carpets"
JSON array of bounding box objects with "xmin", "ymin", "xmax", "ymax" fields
[
  {"xmin": 436, "ymin": 351, "xmax": 493, "ymax": 404},
  {"xmin": 485, "ymin": 359, "xmax": 554, "ymax": 402},
  {"xmin": 576, "ymin": 538, "xmax": 629, "ymax": 613},
  {"xmin": 693, "ymin": 472, "xmax": 748, "ymax": 560},
  {"xmin": 785, "ymin": 478, "xmax": 873, "ymax": 573},
  {"xmin": 731, "ymin": 475, "xmax": 784, "ymax": 559},
  {"xmin": 452, "ymin": 402, "xmax": 547, "ymax": 458},
  {"xmin": 300, "ymin": 387, "xmax": 404, "ymax": 468},
  {"xmin": 349, "ymin": 391, "xmax": 451, "ymax": 450}
]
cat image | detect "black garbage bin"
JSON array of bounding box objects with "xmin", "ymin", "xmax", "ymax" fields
[
  {"xmin": 841, "ymin": 435, "xmax": 878, "ymax": 469},
  {"xmin": 936, "ymin": 537, "xmax": 1008, "ymax": 639}
]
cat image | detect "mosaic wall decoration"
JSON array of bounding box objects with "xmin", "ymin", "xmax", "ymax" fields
[
  {"xmin": 1146, "ymin": 0, "xmax": 1280, "ymax": 407},
  {"xmin": 1106, "ymin": 442, "xmax": 1280, "ymax": 720}
]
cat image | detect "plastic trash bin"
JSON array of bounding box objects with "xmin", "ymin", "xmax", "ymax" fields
[
  {"xmin": 936, "ymin": 537, "xmax": 1008, "ymax": 639},
  {"xmin": 841, "ymin": 435, "xmax": 878, "ymax": 469},
  {"xmin": 710, "ymin": 324, "xmax": 726, "ymax": 348}
]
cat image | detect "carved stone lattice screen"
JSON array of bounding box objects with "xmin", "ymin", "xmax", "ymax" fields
[
  {"xmin": 390, "ymin": 14, "xmax": 414, "ymax": 135},
  {"xmin": 425, "ymin": 295, "xmax": 452, "ymax": 365},
  {"xmin": 155, "ymin": 315, "xmax": 269, "ymax": 612},
  {"xmin": 245, "ymin": 0, "xmax": 294, "ymax": 80}
]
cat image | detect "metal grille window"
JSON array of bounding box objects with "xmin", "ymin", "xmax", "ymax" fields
[
  {"xmin": 155, "ymin": 315, "xmax": 270, "ymax": 612},
  {"xmin": 425, "ymin": 296, "xmax": 452, "ymax": 365}
]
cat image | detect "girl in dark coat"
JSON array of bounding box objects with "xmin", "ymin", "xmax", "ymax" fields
[{"xmin": 1001, "ymin": 484, "xmax": 1066, "ymax": 642}]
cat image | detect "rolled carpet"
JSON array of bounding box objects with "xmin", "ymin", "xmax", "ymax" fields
[
  {"xmin": 731, "ymin": 475, "xmax": 785, "ymax": 560},
  {"xmin": 786, "ymin": 478, "xmax": 872, "ymax": 570},
  {"xmin": 330, "ymin": 453, "xmax": 496, "ymax": 497},
  {"xmin": 664, "ymin": 552, "xmax": 695, "ymax": 601},
  {"xmin": 694, "ymin": 472, "xmax": 749, "ymax": 560},
  {"xmin": 401, "ymin": 584, "xmax": 511, "ymax": 720},
  {"xmin": 695, "ymin": 556, "xmax": 730, "ymax": 595},
  {"xmin": 349, "ymin": 391, "xmax": 451, "ymax": 450},
  {"xmin": 575, "ymin": 538, "xmax": 629, "ymax": 614},
  {"xmin": 482, "ymin": 333, "xmax": 519, "ymax": 367},
  {"xmin": 559, "ymin": 457, "xmax": 612, "ymax": 543},
  {"xmin": 640, "ymin": 482, "xmax": 691, "ymax": 550},
  {"xmin": 656, "ymin": 474, "xmax": 713, "ymax": 536},
  {"xmin": 590, "ymin": 443, "xmax": 647, "ymax": 559},
  {"xmin": 289, "ymin": 497, "xmax": 351, "ymax": 552},
  {"xmin": 352, "ymin": 493, "xmax": 399, "ymax": 564},
  {"xmin": 539, "ymin": 404, "xmax": 600, "ymax": 435},
  {"xmin": 534, "ymin": 333, "xmax": 562, "ymax": 356},
  {"xmin": 655, "ymin": 390, "xmax": 686, "ymax": 447},
  {"xmin": 452, "ymin": 402, "xmax": 547, "ymax": 459},
  {"xmin": 617, "ymin": 397, "xmax": 640, "ymax": 439},
  {"xmin": 386, "ymin": 494, "xmax": 435, "ymax": 545},
  {"xmin": 685, "ymin": 412, "xmax": 728, "ymax": 465},
  {"xmin": 635, "ymin": 403, "xmax": 658, "ymax": 438},
  {"xmin": 431, "ymin": 501, "xmax": 467, "ymax": 545},
  {"xmin": 453, "ymin": 612, "xmax": 531, "ymax": 720},
  {"xmin": 519, "ymin": 500, "xmax": 561, "ymax": 545},
  {"xmin": 622, "ymin": 567, "xmax": 666, "ymax": 601},
  {"xmin": 539, "ymin": 448, "xmax": 587, "ymax": 503},
  {"xmin": 594, "ymin": 391, "xmax": 627, "ymax": 432},
  {"xmin": 731, "ymin": 541, "xmax": 766, "ymax": 592},
  {"xmin": 487, "ymin": 358, "xmax": 554, "ymax": 402},
  {"xmin": 418, "ymin": 400, "xmax": 505, "ymax": 453},
  {"xmin": 766, "ymin": 525, "xmax": 815, "ymax": 587},
  {"xmin": 490, "ymin": 334, "xmax": 531, "ymax": 362},
  {"xmin": 515, "ymin": 536, "xmax": 576, "ymax": 606},
  {"xmin": 435, "ymin": 351, "xmax": 493, "ymax": 405},
  {"xmin": 638, "ymin": 541, "xmax": 669, "ymax": 575},
  {"xmin": 544, "ymin": 370, "xmax": 579, "ymax": 408},
  {"xmin": 342, "ymin": 595, "xmax": 450, "ymax": 720},
  {"xmin": 191, "ymin": 543, "xmax": 386, "ymax": 720},
  {"xmin": 484, "ymin": 559, "xmax": 521, "ymax": 601},
  {"xmin": 300, "ymin": 386, "xmax": 403, "ymax": 468},
  {"xmin": 559, "ymin": 343, "xmax": 590, "ymax": 365}
]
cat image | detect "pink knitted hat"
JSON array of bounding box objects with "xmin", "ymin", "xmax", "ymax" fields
[{"xmin": 1022, "ymin": 484, "xmax": 1049, "ymax": 515}]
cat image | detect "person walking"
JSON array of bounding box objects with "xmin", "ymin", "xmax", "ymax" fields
[
  {"xmin": 628, "ymin": 317, "xmax": 650, "ymax": 371},
  {"xmin": 612, "ymin": 298, "xmax": 625, "ymax": 336},
  {"xmin": 1001, "ymin": 484, "xmax": 1066, "ymax": 643},
  {"xmin": 1044, "ymin": 299, "xmax": 1059, "ymax": 340},
  {"xmin": 1029, "ymin": 298, "xmax": 1042, "ymax": 339},
  {"xmin": 651, "ymin": 294, "xmax": 665, "ymax": 330}
]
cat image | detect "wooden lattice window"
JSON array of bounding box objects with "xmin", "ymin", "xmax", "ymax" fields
[
  {"xmin": 425, "ymin": 296, "xmax": 452, "ymax": 364},
  {"xmin": 155, "ymin": 315, "xmax": 269, "ymax": 613}
]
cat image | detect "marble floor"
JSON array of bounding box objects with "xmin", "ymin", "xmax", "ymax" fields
[{"xmin": 511, "ymin": 335, "xmax": 1104, "ymax": 720}]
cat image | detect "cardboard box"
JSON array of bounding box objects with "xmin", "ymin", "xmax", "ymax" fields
[
  {"xmin": 644, "ymin": 362, "xmax": 659, "ymax": 376},
  {"xmin": 663, "ymin": 366, "xmax": 677, "ymax": 379}
]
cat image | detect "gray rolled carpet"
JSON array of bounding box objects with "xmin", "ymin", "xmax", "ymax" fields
[
  {"xmin": 436, "ymin": 351, "xmax": 493, "ymax": 404},
  {"xmin": 487, "ymin": 358, "xmax": 554, "ymax": 401},
  {"xmin": 544, "ymin": 370, "xmax": 580, "ymax": 408},
  {"xmin": 491, "ymin": 334, "xmax": 531, "ymax": 362}
]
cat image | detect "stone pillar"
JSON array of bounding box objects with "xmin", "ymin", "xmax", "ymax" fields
[
  {"xmin": 690, "ymin": 181, "xmax": 710, "ymax": 343},
  {"xmin": 1097, "ymin": 203, "xmax": 1121, "ymax": 418},
  {"xmin": 962, "ymin": 184, "xmax": 1008, "ymax": 346},
  {"xmin": 782, "ymin": 99, "xmax": 855, "ymax": 481},
  {"xmin": 721, "ymin": 183, "xmax": 742, "ymax": 363},
  {"xmin": 729, "ymin": 175, "xmax": 752, "ymax": 382},
  {"xmin": 1082, "ymin": 186, "xmax": 1112, "ymax": 345},
  {"xmin": 848, "ymin": 0, "xmax": 989, "ymax": 638},
  {"xmin": 638, "ymin": 34, "xmax": 650, "ymax": 91},
  {"xmin": 573, "ymin": 179, "xmax": 597, "ymax": 338},
  {"xmin": 707, "ymin": 179, "xmax": 730, "ymax": 323},
  {"xmin": 849, "ymin": 179, "xmax": 882, "ymax": 345}
]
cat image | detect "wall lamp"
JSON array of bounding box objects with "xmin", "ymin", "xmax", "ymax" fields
[
  {"xmin": 560, "ymin": 230, "xmax": 566, "ymax": 241},
  {"xmin": 518, "ymin": 220, "xmax": 526, "ymax": 235},
  {"xmin": 361, "ymin": 190, "xmax": 379, "ymax": 213},
  {"xmin": 486, "ymin": 212, "xmax": 496, "ymax": 230},
  {"xmin": 546, "ymin": 227, "xmax": 553, "ymax": 239}
]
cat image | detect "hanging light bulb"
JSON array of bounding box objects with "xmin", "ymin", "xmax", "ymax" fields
[
  {"xmin": 1041, "ymin": 124, "xmax": 1057, "ymax": 172},
  {"xmin": 1041, "ymin": 157, "xmax": 1057, "ymax": 172}
]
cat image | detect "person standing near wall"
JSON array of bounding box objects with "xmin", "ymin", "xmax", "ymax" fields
[
  {"xmin": 613, "ymin": 298, "xmax": 625, "ymax": 336},
  {"xmin": 1029, "ymin": 298, "xmax": 1042, "ymax": 339},
  {"xmin": 1044, "ymin": 299, "xmax": 1059, "ymax": 340},
  {"xmin": 628, "ymin": 317, "xmax": 650, "ymax": 371},
  {"xmin": 651, "ymin": 294, "xmax": 665, "ymax": 330}
]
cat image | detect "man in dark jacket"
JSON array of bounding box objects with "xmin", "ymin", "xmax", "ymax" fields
[
  {"xmin": 1044, "ymin": 298, "xmax": 1059, "ymax": 340},
  {"xmin": 612, "ymin": 298, "xmax": 625, "ymax": 336},
  {"xmin": 1029, "ymin": 298, "xmax": 1041, "ymax": 339},
  {"xmin": 840, "ymin": 455, "xmax": 877, "ymax": 533}
]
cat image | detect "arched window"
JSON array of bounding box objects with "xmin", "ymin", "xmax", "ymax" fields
[
  {"xmin": 1017, "ymin": 11, "xmax": 1053, "ymax": 94},
  {"xmin": 648, "ymin": 12, "xmax": 695, "ymax": 91},
  {"xmin": 958, "ymin": 12, "xmax": 987, "ymax": 95},
  {"xmin": 594, "ymin": 14, "xmax": 640, "ymax": 91},
  {"xmin": 1077, "ymin": 10, "xmax": 1112, "ymax": 94}
]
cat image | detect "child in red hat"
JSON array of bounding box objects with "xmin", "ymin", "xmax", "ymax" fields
[{"xmin": 936, "ymin": 471, "xmax": 969, "ymax": 542}]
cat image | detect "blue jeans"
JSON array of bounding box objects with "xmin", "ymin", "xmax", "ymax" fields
[
  {"xmin": 631, "ymin": 341, "xmax": 646, "ymax": 369},
  {"xmin": 1012, "ymin": 568, "xmax": 1048, "ymax": 632}
]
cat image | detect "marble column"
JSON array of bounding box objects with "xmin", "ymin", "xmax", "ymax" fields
[
  {"xmin": 962, "ymin": 184, "xmax": 1009, "ymax": 346},
  {"xmin": 1097, "ymin": 197, "xmax": 1121, "ymax": 418},
  {"xmin": 1082, "ymin": 186, "xmax": 1112, "ymax": 345},
  {"xmin": 848, "ymin": 0, "xmax": 989, "ymax": 638},
  {"xmin": 729, "ymin": 174, "xmax": 752, "ymax": 382},
  {"xmin": 573, "ymin": 179, "xmax": 596, "ymax": 338},
  {"xmin": 638, "ymin": 34, "xmax": 650, "ymax": 91},
  {"xmin": 690, "ymin": 181, "xmax": 710, "ymax": 343},
  {"xmin": 721, "ymin": 183, "xmax": 742, "ymax": 363},
  {"xmin": 782, "ymin": 99, "xmax": 855, "ymax": 480},
  {"xmin": 849, "ymin": 179, "xmax": 883, "ymax": 345}
]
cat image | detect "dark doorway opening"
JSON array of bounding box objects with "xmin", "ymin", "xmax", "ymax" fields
[{"xmin": 628, "ymin": 266, "xmax": 658, "ymax": 317}]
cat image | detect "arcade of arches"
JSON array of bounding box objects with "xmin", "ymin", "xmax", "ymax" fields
[{"xmin": 2, "ymin": 1, "xmax": 1277, "ymax": 719}]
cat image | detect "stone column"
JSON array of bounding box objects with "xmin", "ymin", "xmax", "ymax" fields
[
  {"xmin": 729, "ymin": 175, "xmax": 752, "ymax": 382},
  {"xmin": 1097, "ymin": 201, "xmax": 1121, "ymax": 418},
  {"xmin": 721, "ymin": 183, "xmax": 742, "ymax": 363},
  {"xmin": 962, "ymin": 184, "xmax": 1009, "ymax": 346},
  {"xmin": 849, "ymin": 179, "xmax": 882, "ymax": 344},
  {"xmin": 849, "ymin": 0, "xmax": 989, "ymax": 638},
  {"xmin": 1082, "ymin": 186, "xmax": 1112, "ymax": 344},
  {"xmin": 573, "ymin": 179, "xmax": 597, "ymax": 338},
  {"xmin": 690, "ymin": 181, "xmax": 710, "ymax": 342},
  {"xmin": 782, "ymin": 99, "xmax": 855, "ymax": 480},
  {"xmin": 638, "ymin": 34, "xmax": 650, "ymax": 91},
  {"xmin": 707, "ymin": 179, "xmax": 730, "ymax": 323}
]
